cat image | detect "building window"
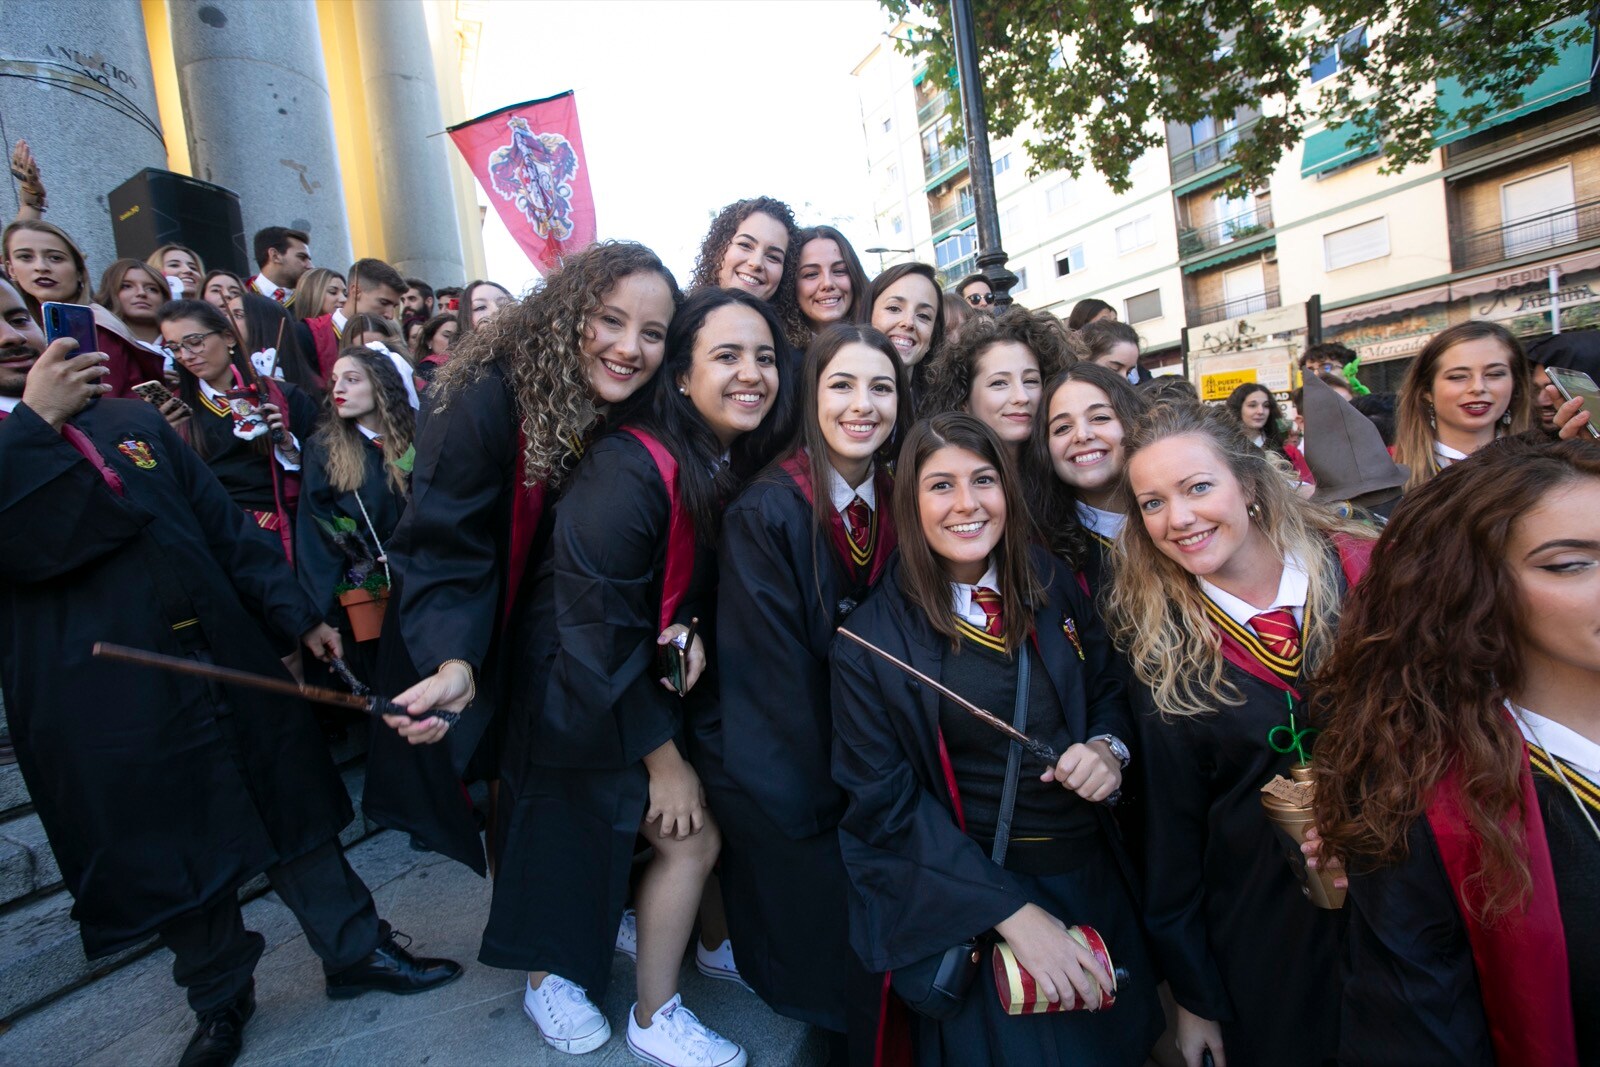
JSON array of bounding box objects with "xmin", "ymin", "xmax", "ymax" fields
[
  {"xmin": 1501, "ymin": 166, "xmax": 1577, "ymax": 257},
  {"xmin": 1125, "ymin": 289, "xmax": 1163, "ymax": 323},
  {"xmin": 1310, "ymin": 25, "xmax": 1368, "ymax": 82},
  {"xmin": 1115, "ymin": 215, "xmax": 1155, "ymax": 254},
  {"xmin": 993, "ymin": 153, "xmax": 1012, "ymax": 176},
  {"xmin": 1054, "ymin": 244, "xmax": 1086, "ymax": 277},
  {"xmin": 935, "ymin": 228, "xmax": 976, "ymax": 269},
  {"xmin": 1045, "ymin": 179, "xmax": 1077, "ymax": 214},
  {"xmin": 1000, "ymin": 204, "xmax": 1024, "ymax": 238},
  {"xmin": 887, "ymin": 163, "xmax": 898, "ymax": 183},
  {"xmin": 891, "ymin": 215, "xmax": 904, "ymax": 235},
  {"xmin": 1013, "ymin": 267, "xmax": 1029, "ymax": 292},
  {"xmin": 1323, "ymin": 217, "xmax": 1389, "ymax": 270},
  {"xmin": 882, "ymin": 117, "xmax": 893, "ymax": 133}
]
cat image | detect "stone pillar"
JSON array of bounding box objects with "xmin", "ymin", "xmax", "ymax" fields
[
  {"xmin": 350, "ymin": 0, "xmax": 465, "ymax": 285},
  {"xmin": 0, "ymin": 0, "xmax": 170, "ymax": 276},
  {"xmin": 168, "ymin": 0, "xmax": 353, "ymax": 268}
]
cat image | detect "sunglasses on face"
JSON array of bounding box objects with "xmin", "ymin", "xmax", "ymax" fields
[{"xmin": 966, "ymin": 292, "xmax": 994, "ymax": 306}]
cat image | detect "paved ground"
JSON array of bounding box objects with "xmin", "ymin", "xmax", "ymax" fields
[{"xmin": 0, "ymin": 831, "xmax": 823, "ymax": 1067}]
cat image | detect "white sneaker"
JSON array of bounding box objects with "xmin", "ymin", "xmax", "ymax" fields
[
  {"xmin": 523, "ymin": 974, "xmax": 611, "ymax": 1054},
  {"xmin": 616, "ymin": 908, "xmax": 638, "ymax": 961},
  {"xmin": 627, "ymin": 995, "xmax": 747, "ymax": 1067},
  {"xmin": 694, "ymin": 938, "xmax": 748, "ymax": 990}
]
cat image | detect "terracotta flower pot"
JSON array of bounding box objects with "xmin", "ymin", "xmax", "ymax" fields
[{"xmin": 338, "ymin": 586, "xmax": 389, "ymax": 643}]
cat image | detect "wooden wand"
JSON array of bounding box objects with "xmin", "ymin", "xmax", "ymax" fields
[
  {"xmin": 92, "ymin": 642, "xmax": 460, "ymax": 726},
  {"xmin": 836, "ymin": 628, "xmax": 1058, "ymax": 765}
]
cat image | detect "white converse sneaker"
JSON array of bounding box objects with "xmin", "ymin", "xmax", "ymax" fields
[
  {"xmin": 694, "ymin": 938, "xmax": 749, "ymax": 989},
  {"xmin": 615, "ymin": 908, "xmax": 638, "ymax": 961},
  {"xmin": 523, "ymin": 974, "xmax": 611, "ymax": 1054},
  {"xmin": 627, "ymin": 995, "xmax": 747, "ymax": 1067}
]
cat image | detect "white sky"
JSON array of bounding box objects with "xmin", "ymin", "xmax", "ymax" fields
[{"xmin": 467, "ymin": 0, "xmax": 895, "ymax": 295}]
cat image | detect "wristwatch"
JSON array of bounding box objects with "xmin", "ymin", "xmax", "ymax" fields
[{"xmin": 1088, "ymin": 733, "xmax": 1130, "ymax": 769}]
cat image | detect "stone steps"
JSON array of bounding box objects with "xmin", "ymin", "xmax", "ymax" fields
[{"xmin": 0, "ymin": 734, "xmax": 376, "ymax": 1024}]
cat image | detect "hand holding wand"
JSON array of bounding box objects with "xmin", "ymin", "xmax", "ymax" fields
[{"xmin": 93, "ymin": 642, "xmax": 460, "ymax": 727}]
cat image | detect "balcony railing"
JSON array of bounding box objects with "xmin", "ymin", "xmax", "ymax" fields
[
  {"xmin": 938, "ymin": 254, "xmax": 978, "ymax": 288},
  {"xmin": 917, "ymin": 90, "xmax": 952, "ymax": 127},
  {"xmin": 1170, "ymin": 118, "xmax": 1259, "ymax": 182},
  {"xmin": 931, "ymin": 199, "xmax": 975, "ymax": 234},
  {"xmin": 1178, "ymin": 202, "xmax": 1274, "ymax": 258},
  {"xmin": 925, "ymin": 143, "xmax": 969, "ymax": 182},
  {"xmin": 1187, "ymin": 287, "xmax": 1282, "ymax": 327},
  {"xmin": 1451, "ymin": 198, "xmax": 1600, "ymax": 272}
]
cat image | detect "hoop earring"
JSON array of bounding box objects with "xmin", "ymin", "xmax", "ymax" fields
[
  {"xmin": 1500, "ymin": 410, "xmax": 1512, "ymax": 426},
  {"xmin": 1248, "ymin": 501, "xmax": 1262, "ymax": 521}
]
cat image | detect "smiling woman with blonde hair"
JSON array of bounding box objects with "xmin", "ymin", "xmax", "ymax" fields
[{"xmin": 1104, "ymin": 400, "xmax": 1371, "ymax": 1067}]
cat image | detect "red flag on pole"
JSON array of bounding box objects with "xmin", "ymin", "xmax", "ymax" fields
[{"xmin": 447, "ymin": 91, "xmax": 597, "ymax": 272}]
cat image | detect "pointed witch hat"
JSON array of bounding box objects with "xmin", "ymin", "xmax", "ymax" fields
[{"xmin": 1303, "ymin": 372, "xmax": 1408, "ymax": 503}]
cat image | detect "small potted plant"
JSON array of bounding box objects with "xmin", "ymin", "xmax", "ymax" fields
[{"xmin": 319, "ymin": 516, "xmax": 389, "ymax": 642}]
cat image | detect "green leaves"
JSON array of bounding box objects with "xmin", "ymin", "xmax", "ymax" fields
[{"xmin": 882, "ymin": 1, "xmax": 1591, "ymax": 195}]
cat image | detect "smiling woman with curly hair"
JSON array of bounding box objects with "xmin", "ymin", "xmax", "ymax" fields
[
  {"xmin": 919, "ymin": 305, "xmax": 1082, "ymax": 461},
  {"xmin": 364, "ymin": 240, "xmax": 683, "ymax": 874},
  {"xmin": 690, "ymin": 195, "xmax": 807, "ymax": 348}
]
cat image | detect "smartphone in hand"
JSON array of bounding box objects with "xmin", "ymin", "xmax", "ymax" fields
[
  {"xmin": 131, "ymin": 379, "xmax": 191, "ymax": 418},
  {"xmin": 42, "ymin": 302, "xmax": 97, "ymax": 353},
  {"xmin": 1546, "ymin": 366, "xmax": 1600, "ymax": 440}
]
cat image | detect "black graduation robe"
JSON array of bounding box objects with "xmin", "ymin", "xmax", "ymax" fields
[
  {"xmin": 0, "ymin": 399, "xmax": 352, "ymax": 957},
  {"xmin": 368, "ymin": 365, "xmax": 537, "ymax": 874},
  {"xmin": 1339, "ymin": 757, "xmax": 1599, "ymax": 1066},
  {"xmin": 832, "ymin": 549, "xmax": 1160, "ymax": 1064},
  {"xmin": 187, "ymin": 378, "xmax": 318, "ymax": 513},
  {"xmin": 706, "ymin": 457, "xmax": 893, "ymax": 1032},
  {"xmin": 294, "ymin": 436, "xmax": 406, "ymax": 624},
  {"xmin": 481, "ymin": 430, "xmax": 711, "ymax": 996},
  {"xmin": 1132, "ymin": 550, "xmax": 1354, "ymax": 1067}
]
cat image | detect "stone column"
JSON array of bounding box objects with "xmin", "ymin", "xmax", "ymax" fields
[
  {"xmin": 350, "ymin": 0, "xmax": 465, "ymax": 285},
  {"xmin": 0, "ymin": 0, "xmax": 169, "ymax": 275},
  {"xmin": 168, "ymin": 0, "xmax": 353, "ymax": 268}
]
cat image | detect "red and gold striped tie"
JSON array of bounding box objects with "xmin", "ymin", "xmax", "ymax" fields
[
  {"xmin": 1248, "ymin": 609, "xmax": 1301, "ymax": 659},
  {"xmin": 972, "ymin": 586, "xmax": 1004, "ymax": 638},
  {"xmin": 845, "ymin": 496, "xmax": 871, "ymax": 553}
]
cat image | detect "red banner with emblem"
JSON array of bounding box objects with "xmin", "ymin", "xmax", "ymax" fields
[{"xmin": 447, "ymin": 90, "xmax": 597, "ymax": 273}]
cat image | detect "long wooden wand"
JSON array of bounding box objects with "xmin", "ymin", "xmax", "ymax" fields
[
  {"xmin": 92, "ymin": 642, "xmax": 460, "ymax": 726},
  {"xmin": 836, "ymin": 628, "xmax": 1058, "ymax": 765}
]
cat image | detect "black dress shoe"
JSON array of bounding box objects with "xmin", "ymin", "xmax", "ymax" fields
[
  {"xmin": 177, "ymin": 982, "xmax": 256, "ymax": 1067},
  {"xmin": 324, "ymin": 923, "xmax": 462, "ymax": 1000}
]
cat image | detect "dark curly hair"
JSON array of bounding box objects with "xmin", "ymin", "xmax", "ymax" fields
[
  {"xmin": 312, "ymin": 345, "xmax": 417, "ymax": 495},
  {"xmin": 690, "ymin": 196, "xmax": 807, "ymax": 349},
  {"xmin": 1312, "ymin": 434, "xmax": 1600, "ymax": 919},
  {"xmin": 919, "ymin": 304, "xmax": 1077, "ymax": 417},
  {"xmin": 432, "ymin": 241, "xmax": 682, "ymax": 489}
]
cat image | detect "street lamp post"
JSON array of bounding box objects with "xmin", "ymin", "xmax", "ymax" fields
[
  {"xmin": 948, "ymin": 0, "xmax": 1017, "ymax": 308},
  {"xmin": 865, "ymin": 246, "xmax": 917, "ymax": 273}
]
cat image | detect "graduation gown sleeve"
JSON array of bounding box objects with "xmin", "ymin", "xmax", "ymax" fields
[
  {"xmin": 535, "ymin": 434, "xmax": 681, "ymax": 770},
  {"xmin": 1054, "ymin": 553, "xmax": 1129, "ymax": 745},
  {"xmin": 294, "ymin": 439, "xmax": 347, "ymax": 621},
  {"xmin": 1132, "ymin": 691, "xmax": 1235, "ymax": 1021},
  {"xmin": 1339, "ymin": 819, "xmax": 1492, "ymax": 1066},
  {"xmin": 716, "ymin": 483, "xmax": 843, "ymax": 837},
  {"xmin": 0, "ymin": 403, "xmax": 148, "ymax": 580},
  {"xmin": 392, "ymin": 371, "xmax": 515, "ymax": 676},
  {"xmin": 831, "ymin": 611, "xmax": 1030, "ymax": 973}
]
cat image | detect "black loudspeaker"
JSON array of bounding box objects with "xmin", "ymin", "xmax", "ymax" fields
[{"xmin": 108, "ymin": 168, "xmax": 249, "ymax": 278}]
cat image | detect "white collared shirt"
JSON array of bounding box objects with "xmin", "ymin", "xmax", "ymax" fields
[
  {"xmin": 331, "ymin": 308, "xmax": 348, "ymax": 336},
  {"xmin": 357, "ymin": 423, "xmax": 380, "ymax": 442},
  {"xmin": 1075, "ymin": 500, "xmax": 1124, "ymax": 541},
  {"xmin": 828, "ymin": 463, "xmax": 876, "ymax": 536},
  {"xmin": 198, "ymin": 377, "xmax": 302, "ymax": 471},
  {"xmin": 1433, "ymin": 440, "xmax": 1470, "ymax": 467},
  {"xmin": 949, "ymin": 562, "xmax": 1002, "ymax": 629},
  {"xmin": 254, "ymin": 274, "xmax": 287, "ymax": 300},
  {"xmin": 1509, "ymin": 702, "xmax": 1600, "ymax": 787},
  {"xmin": 0, "ymin": 395, "xmax": 21, "ymax": 415},
  {"xmin": 1199, "ymin": 552, "xmax": 1309, "ymax": 629}
]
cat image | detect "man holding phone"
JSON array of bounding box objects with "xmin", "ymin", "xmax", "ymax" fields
[{"xmin": 0, "ymin": 276, "xmax": 461, "ymax": 1066}]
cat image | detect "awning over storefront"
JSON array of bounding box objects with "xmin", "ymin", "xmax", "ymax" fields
[
  {"xmin": 1324, "ymin": 248, "xmax": 1600, "ymax": 328},
  {"xmin": 1182, "ymin": 235, "xmax": 1275, "ymax": 274},
  {"xmin": 1300, "ymin": 123, "xmax": 1379, "ymax": 178},
  {"xmin": 1434, "ymin": 15, "xmax": 1596, "ymax": 146},
  {"xmin": 1174, "ymin": 163, "xmax": 1241, "ymax": 198}
]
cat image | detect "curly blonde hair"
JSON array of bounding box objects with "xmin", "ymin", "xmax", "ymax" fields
[
  {"xmin": 919, "ymin": 304, "xmax": 1081, "ymax": 416},
  {"xmin": 689, "ymin": 196, "xmax": 807, "ymax": 348},
  {"xmin": 430, "ymin": 241, "xmax": 682, "ymax": 488},
  {"xmin": 1103, "ymin": 401, "xmax": 1371, "ymax": 718}
]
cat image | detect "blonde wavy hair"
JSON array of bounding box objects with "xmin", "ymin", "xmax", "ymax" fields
[
  {"xmin": 1104, "ymin": 401, "xmax": 1371, "ymax": 718},
  {"xmin": 429, "ymin": 241, "xmax": 682, "ymax": 488}
]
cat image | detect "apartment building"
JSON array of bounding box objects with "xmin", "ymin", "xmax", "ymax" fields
[{"xmin": 851, "ymin": 12, "xmax": 1598, "ymax": 397}]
